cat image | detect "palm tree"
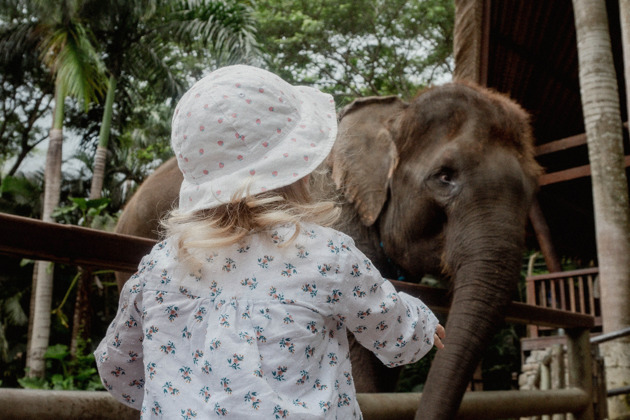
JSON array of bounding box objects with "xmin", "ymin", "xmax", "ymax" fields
[
  {"xmin": 1, "ymin": 0, "xmax": 105, "ymax": 378},
  {"xmin": 60, "ymin": 0, "xmax": 257, "ymax": 357},
  {"xmin": 86, "ymin": 0, "xmax": 258, "ymax": 201},
  {"xmin": 572, "ymin": 1, "xmax": 630, "ymax": 418}
]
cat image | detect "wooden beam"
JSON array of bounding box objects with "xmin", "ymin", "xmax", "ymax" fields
[
  {"xmin": 539, "ymin": 163, "xmax": 592, "ymax": 186},
  {"xmin": 390, "ymin": 280, "xmax": 594, "ymax": 329},
  {"xmin": 527, "ymin": 267, "xmax": 599, "ymax": 282},
  {"xmin": 528, "ymin": 198, "xmax": 562, "ymax": 272},
  {"xmin": 0, "ymin": 213, "xmax": 594, "ymax": 329},
  {"xmin": 0, "ymin": 388, "xmax": 591, "ymax": 420},
  {"xmin": 538, "ymin": 155, "xmax": 630, "ymax": 186},
  {"xmin": 536, "ymin": 122, "xmax": 627, "ymax": 157},
  {"xmin": 0, "ymin": 212, "xmax": 154, "ymax": 272},
  {"xmin": 0, "ymin": 389, "xmax": 138, "ymax": 420},
  {"xmin": 355, "ymin": 389, "xmax": 590, "ymax": 420},
  {"xmin": 535, "ymin": 132, "xmax": 587, "ymax": 156},
  {"xmin": 504, "ymin": 301, "xmax": 594, "ymax": 329}
]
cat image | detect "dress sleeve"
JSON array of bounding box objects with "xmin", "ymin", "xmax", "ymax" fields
[
  {"xmin": 94, "ymin": 267, "xmax": 146, "ymax": 410},
  {"xmin": 333, "ymin": 242, "xmax": 439, "ymax": 367}
]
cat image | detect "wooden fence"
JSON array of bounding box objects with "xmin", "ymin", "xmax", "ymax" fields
[
  {"xmin": 0, "ymin": 212, "xmax": 600, "ymax": 419},
  {"xmin": 527, "ymin": 268, "xmax": 602, "ymax": 338}
]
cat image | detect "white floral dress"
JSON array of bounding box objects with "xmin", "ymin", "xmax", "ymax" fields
[{"xmin": 95, "ymin": 223, "xmax": 439, "ymax": 419}]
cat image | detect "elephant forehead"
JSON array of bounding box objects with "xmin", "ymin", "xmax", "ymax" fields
[{"xmin": 444, "ymin": 137, "xmax": 485, "ymax": 162}]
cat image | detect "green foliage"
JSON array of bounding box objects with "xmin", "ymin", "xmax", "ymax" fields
[
  {"xmin": 4, "ymin": 0, "xmax": 108, "ymax": 110},
  {"xmin": 18, "ymin": 342, "xmax": 103, "ymax": 391},
  {"xmin": 396, "ymin": 347, "xmax": 437, "ymax": 392},
  {"xmin": 51, "ymin": 269, "xmax": 113, "ymax": 329},
  {"xmin": 50, "ymin": 271, "xmax": 82, "ymax": 330},
  {"xmin": 481, "ymin": 323, "xmax": 522, "ymax": 390},
  {"xmin": 52, "ymin": 196, "xmax": 115, "ymax": 230},
  {"xmin": 115, "ymin": 98, "xmax": 175, "ymax": 170},
  {"xmin": 41, "ymin": 22, "xmax": 106, "ymax": 109},
  {"xmin": 0, "ymin": 292, "xmax": 28, "ymax": 364},
  {"xmin": 168, "ymin": 0, "xmax": 258, "ymax": 59},
  {"xmin": 0, "ymin": 174, "xmax": 43, "ymax": 217},
  {"xmin": 256, "ymin": 0, "xmax": 454, "ymax": 103}
]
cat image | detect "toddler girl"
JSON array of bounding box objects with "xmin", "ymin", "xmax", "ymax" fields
[{"xmin": 95, "ymin": 65, "xmax": 444, "ymax": 419}]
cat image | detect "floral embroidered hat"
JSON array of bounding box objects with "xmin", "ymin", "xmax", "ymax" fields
[{"xmin": 171, "ymin": 65, "xmax": 338, "ymax": 213}]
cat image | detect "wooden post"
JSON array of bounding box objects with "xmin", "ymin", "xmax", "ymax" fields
[
  {"xmin": 529, "ymin": 198, "xmax": 563, "ymax": 273},
  {"xmin": 551, "ymin": 344, "xmax": 567, "ymax": 420},
  {"xmin": 453, "ymin": 0, "xmax": 487, "ymax": 84},
  {"xmin": 566, "ymin": 328, "xmax": 594, "ymax": 420},
  {"xmin": 541, "ymin": 351, "xmax": 552, "ymax": 420},
  {"xmin": 591, "ymin": 345, "xmax": 609, "ymax": 420}
]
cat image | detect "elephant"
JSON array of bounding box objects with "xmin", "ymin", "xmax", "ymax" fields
[{"xmin": 114, "ymin": 81, "xmax": 541, "ymax": 420}]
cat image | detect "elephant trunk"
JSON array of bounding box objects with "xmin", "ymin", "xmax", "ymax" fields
[{"xmin": 417, "ymin": 199, "xmax": 527, "ymax": 420}]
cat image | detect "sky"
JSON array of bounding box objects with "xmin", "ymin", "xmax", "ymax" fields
[{"xmin": 5, "ymin": 133, "xmax": 85, "ymax": 178}]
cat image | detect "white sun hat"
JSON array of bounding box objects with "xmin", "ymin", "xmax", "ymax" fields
[{"xmin": 171, "ymin": 65, "xmax": 338, "ymax": 214}]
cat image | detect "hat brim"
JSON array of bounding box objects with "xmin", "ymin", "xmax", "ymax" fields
[{"xmin": 178, "ymin": 85, "xmax": 337, "ymax": 213}]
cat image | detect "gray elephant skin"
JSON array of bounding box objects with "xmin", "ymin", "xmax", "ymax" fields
[{"xmin": 115, "ymin": 81, "xmax": 541, "ymax": 420}]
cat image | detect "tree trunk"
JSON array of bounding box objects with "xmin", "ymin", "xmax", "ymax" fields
[
  {"xmin": 89, "ymin": 74, "xmax": 117, "ymax": 200},
  {"xmin": 25, "ymin": 261, "xmax": 39, "ymax": 373},
  {"xmin": 69, "ymin": 75, "xmax": 118, "ymax": 358},
  {"xmin": 89, "ymin": 146, "xmax": 108, "ymax": 200},
  {"xmin": 25, "ymin": 82, "xmax": 65, "ymax": 379},
  {"xmin": 573, "ymin": 1, "xmax": 630, "ymax": 418},
  {"xmin": 69, "ymin": 270, "xmax": 92, "ymax": 357}
]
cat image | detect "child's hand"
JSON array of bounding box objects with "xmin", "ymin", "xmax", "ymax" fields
[{"xmin": 434, "ymin": 324, "xmax": 446, "ymax": 349}]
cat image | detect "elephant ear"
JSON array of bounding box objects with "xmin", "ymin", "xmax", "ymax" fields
[{"xmin": 329, "ymin": 96, "xmax": 406, "ymax": 226}]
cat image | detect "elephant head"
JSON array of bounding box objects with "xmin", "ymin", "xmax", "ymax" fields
[{"xmin": 327, "ymin": 82, "xmax": 541, "ymax": 419}]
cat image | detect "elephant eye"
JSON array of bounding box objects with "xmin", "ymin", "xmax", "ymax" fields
[
  {"xmin": 427, "ymin": 167, "xmax": 458, "ymax": 196},
  {"xmin": 436, "ymin": 169, "xmax": 454, "ymax": 185}
]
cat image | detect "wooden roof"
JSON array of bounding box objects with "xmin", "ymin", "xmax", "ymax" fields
[{"xmin": 454, "ymin": 0, "xmax": 628, "ymax": 261}]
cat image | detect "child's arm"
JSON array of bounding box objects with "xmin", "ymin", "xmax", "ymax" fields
[
  {"xmin": 94, "ymin": 275, "xmax": 145, "ymax": 410},
  {"xmin": 335, "ymin": 248, "xmax": 441, "ymax": 367}
]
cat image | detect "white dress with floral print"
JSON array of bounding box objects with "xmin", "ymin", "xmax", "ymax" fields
[{"xmin": 95, "ymin": 223, "xmax": 439, "ymax": 419}]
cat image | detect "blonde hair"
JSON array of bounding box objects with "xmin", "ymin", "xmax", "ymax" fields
[{"xmin": 160, "ymin": 174, "xmax": 340, "ymax": 267}]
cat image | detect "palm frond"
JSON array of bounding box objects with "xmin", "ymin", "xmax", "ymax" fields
[
  {"xmin": 0, "ymin": 323, "xmax": 8, "ymax": 363},
  {"xmin": 40, "ymin": 22, "xmax": 106, "ymax": 107},
  {"xmin": 0, "ymin": 20, "xmax": 41, "ymax": 65},
  {"xmin": 132, "ymin": 40, "xmax": 183, "ymax": 96},
  {"xmin": 2, "ymin": 293, "xmax": 28, "ymax": 327},
  {"xmin": 166, "ymin": 0, "xmax": 259, "ymax": 62}
]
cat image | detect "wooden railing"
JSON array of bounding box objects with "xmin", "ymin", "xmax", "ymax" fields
[
  {"xmin": 526, "ymin": 268, "xmax": 601, "ymax": 338},
  {"xmin": 0, "ymin": 212, "xmax": 599, "ymax": 419}
]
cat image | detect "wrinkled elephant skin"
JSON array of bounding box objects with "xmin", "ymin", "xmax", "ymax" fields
[{"xmin": 115, "ymin": 82, "xmax": 541, "ymax": 420}]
